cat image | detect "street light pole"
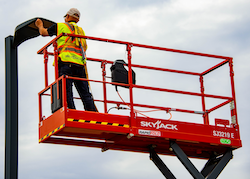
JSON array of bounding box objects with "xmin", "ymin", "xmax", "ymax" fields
[
  {"xmin": 5, "ymin": 35, "xmax": 18, "ymax": 179},
  {"xmin": 4, "ymin": 18, "xmax": 55, "ymax": 179}
]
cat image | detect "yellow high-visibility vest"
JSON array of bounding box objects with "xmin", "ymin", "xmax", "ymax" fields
[{"xmin": 57, "ymin": 22, "xmax": 87, "ymax": 65}]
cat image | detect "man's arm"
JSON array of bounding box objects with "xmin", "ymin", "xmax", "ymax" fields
[{"xmin": 35, "ymin": 19, "xmax": 49, "ymax": 36}]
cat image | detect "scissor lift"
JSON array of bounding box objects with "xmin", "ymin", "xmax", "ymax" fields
[{"xmin": 37, "ymin": 33, "xmax": 242, "ymax": 179}]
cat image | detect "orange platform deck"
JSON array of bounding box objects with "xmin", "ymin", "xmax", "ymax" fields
[{"xmin": 39, "ymin": 108, "xmax": 241, "ymax": 159}]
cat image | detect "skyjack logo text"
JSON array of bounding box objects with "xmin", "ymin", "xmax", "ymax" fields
[{"xmin": 140, "ymin": 120, "xmax": 178, "ymax": 131}]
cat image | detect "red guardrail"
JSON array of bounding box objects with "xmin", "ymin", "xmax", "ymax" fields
[{"xmin": 37, "ymin": 33, "xmax": 238, "ymax": 127}]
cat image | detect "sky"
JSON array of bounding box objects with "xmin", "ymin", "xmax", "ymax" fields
[{"xmin": 1, "ymin": 0, "xmax": 250, "ymax": 178}]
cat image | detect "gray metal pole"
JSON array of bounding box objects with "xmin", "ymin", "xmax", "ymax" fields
[
  {"xmin": 4, "ymin": 18, "xmax": 55, "ymax": 179},
  {"xmin": 5, "ymin": 35, "xmax": 18, "ymax": 179}
]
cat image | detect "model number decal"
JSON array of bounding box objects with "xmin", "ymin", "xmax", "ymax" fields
[{"xmin": 213, "ymin": 130, "xmax": 234, "ymax": 139}]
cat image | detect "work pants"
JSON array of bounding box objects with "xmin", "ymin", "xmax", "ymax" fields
[{"xmin": 58, "ymin": 63, "xmax": 98, "ymax": 112}]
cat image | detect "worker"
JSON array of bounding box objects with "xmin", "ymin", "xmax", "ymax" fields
[{"xmin": 35, "ymin": 8, "xmax": 98, "ymax": 112}]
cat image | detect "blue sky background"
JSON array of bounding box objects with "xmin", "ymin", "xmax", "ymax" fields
[{"xmin": 1, "ymin": 0, "xmax": 250, "ymax": 178}]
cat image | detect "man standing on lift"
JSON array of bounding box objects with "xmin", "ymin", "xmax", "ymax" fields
[{"xmin": 35, "ymin": 8, "xmax": 98, "ymax": 112}]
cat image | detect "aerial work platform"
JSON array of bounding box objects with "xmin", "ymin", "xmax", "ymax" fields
[{"xmin": 37, "ymin": 33, "xmax": 241, "ymax": 178}]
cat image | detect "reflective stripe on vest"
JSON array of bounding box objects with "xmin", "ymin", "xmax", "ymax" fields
[{"xmin": 57, "ymin": 22, "xmax": 86, "ymax": 65}]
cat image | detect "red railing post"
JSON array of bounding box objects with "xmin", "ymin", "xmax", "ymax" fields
[
  {"xmin": 101, "ymin": 61, "xmax": 108, "ymax": 113},
  {"xmin": 229, "ymin": 58, "xmax": 238, "ymax": 126},
  {"xmin": 62, "ymin": 76, "xmax": 68, "ymax": 109},
  {"xmin": 200, "ymin": 76, "xmax": 209, "ymax": 125},
  {"xmin": 53, "ymin": 41, "xmax": 59, "ymax": 80},
  {"xmin": 43, "ymin": 49, "xmax": 48, "ymax": 87},
  {"xmin": 127, "ymin": 43, "xmax": 135, "ymax": 128}
]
